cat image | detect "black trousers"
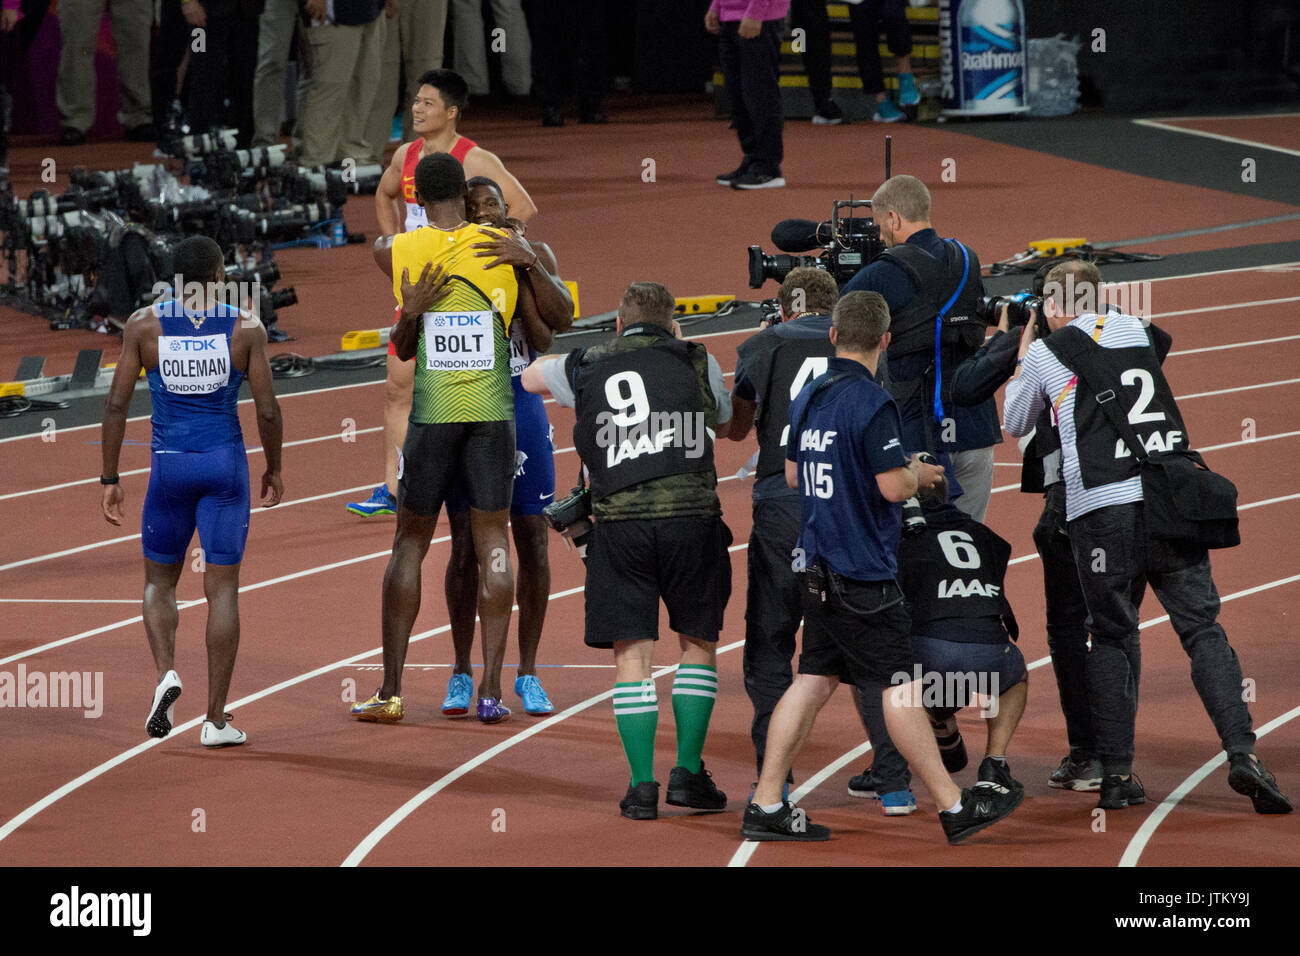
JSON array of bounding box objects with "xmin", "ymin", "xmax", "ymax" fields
[
  {"xmin": 527, "ymin": 0, "xmax": 607, "ymax": 113},
  {"xmin": 790, "ymin": 0, "xmax": 911, "ymax": 104},
  {"xmin": 1031, "ymin": 483, "xmax": 1097, "ymax": 761},
  {"xmin": 743, "ymin": 497, "xmax": 908, "ymax": 791},
  {"xmin": 149, "ymin": 0, "xmax": 189, "ymax": 131},
  {"xmin": 1068, "ymin": 501, "xmax": 1256, "ymax": 776},
  {"xmin": 186, "ymin": 9, "xmax": 260, "ymax": 148},
  {"xmin": 717, "ymin": 17, "xmax": 784, "ymax": 174}
]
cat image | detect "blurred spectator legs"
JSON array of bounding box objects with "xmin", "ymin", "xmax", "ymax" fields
[
  {"xmin": 252, "ymin": 0, "xmax": 300, "ymax": 146},
  {"xmin": 57, "ymin": 0, "xmax": 153, "ymax": 141},
  {"xmin": 298, "ymin": 15, "xmax": 387, "ymax": 168},
  {"xmin": 187, "ymin": 4, "xmax": 261, "ymax": 149},
  {"xmin": 451, "ymin": 0, "xmax": 531, "ymax": 97},
  {"xmin": 371, "ymin": 0, "xmax": 449, "ymax": 145},
  {"xmin": 149, "ymin": 0, "xmax": 189, "ymax": 137},
  {"xmin": 527, "ymin": 0, "xmax": 606, "ymax": 126}
]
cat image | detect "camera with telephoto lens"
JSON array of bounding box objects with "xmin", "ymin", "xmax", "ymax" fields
[
  {"xmin": 901, "ymin": 452, "xmax": 939, "ymax": 536},
  {"xmin": 975, "ymin": 290, "xmax": 1049, "ymax": 338},
  {"xmin": 543, "ymin": 486, "xmax": 593, "ymax": 558},
  {"xmin": 747, "ymin": 198, "xmax": 886, "ymax": 291}
]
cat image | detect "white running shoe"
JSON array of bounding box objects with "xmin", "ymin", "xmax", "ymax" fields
[
  {"xmin": 201, "ymin": 714, "xmax": 247, "ymax": 747},
  {"xmin": 146, "ymin": 670, "xmax": 183, "ymax": 739}
]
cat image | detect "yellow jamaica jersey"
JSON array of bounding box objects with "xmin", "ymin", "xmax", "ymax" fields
[{"xmin": 392, "ymin": 223, "xmax": 519, "ymax": 423}]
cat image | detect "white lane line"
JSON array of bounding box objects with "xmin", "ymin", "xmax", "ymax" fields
[
  {"xmin": 730, "ymin": 569, "xmax": 1300, "ymax": 866},
  {"xmin": 0, "ymin": 427, "xmax": 382, "ymax": 502},
  {"xmin": 341, "ymin": 636, "xmax": 749, "ymax": 868},
  {"xmin": 1131, "ymin": 118, "xmax": 1300, "ymax": 158},
  {"xmin": 1169, "ymin": 334, "xmax": 1300, "ymax": 358},
  {"xmin": 1177, "ymin": 378, "xmax": 1300, "ymax": 401},
  {"xmin": 1118, "ymin": 704, "xmax": 1300, "ymax": 868},
  {"xmin": 0, "ymin": 377, "xmax": 384, "ymax": 445},
  {"xmin": 0, "ymin": 482, "xmax": 381, "ymax": 573},
  {"xmin": 0, "ymin": 580, "xmax": 589, "ymax": 845},
  {"xmin": 1149, "ymin": 296, "xmax": 1300, "ymax": 321}
]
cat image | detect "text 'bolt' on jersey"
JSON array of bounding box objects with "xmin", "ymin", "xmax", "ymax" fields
[
  {"xmin": 147, "ymin": 299, "xmax": 246, "ymax": 452},
  {"xmin": 391, "ymin": 222, "xmax": 517, "ymax": 424}
]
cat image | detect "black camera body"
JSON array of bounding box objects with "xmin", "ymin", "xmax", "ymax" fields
[
  {"xmin": 975, "ymin": 290, "xmax": 1048, "ymax": 337},
  {"xmin": 901, "ymin": 451, "xmax": 939, "ymax": 536},
  {"xmin": 543, "ymin": 486, "xmax": 593, "ymax": 558},
  {"xmin": 747, "ymin": 199, "xmax": 886, "ymax": 290}
]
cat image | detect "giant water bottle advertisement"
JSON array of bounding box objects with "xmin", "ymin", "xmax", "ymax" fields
[{"xmin": 940, "ymin": 0, "xmax": 1031, "ymax": 116}]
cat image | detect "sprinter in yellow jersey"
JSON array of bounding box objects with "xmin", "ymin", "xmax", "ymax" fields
[{"xmin": 354, "ymin": 152, "xmax": 544, "ymax": 723}]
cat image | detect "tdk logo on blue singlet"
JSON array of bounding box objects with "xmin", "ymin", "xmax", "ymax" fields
[
  {"xmin": 167, "ymin": 338, "xmax": 217, "ymax": 352},
  {"xmin": 430, "ymin": 313, "xmax": 485, "ymax": 328}
]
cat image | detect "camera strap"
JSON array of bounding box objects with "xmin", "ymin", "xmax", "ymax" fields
[
  {"xmin": 931, "ymin": 240, "xmax": 970, "ymax": 426},
  {"xmin": 1042, "ymin": 325, "xmax": 1150, "ymax": 463}
]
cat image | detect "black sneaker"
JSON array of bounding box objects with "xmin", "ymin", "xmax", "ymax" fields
[
  {"xmin": 716, "ymin": 162, "xmax": 750, "ymax": 186},
  {"xmin": 619, "ymin": 780, "xmax": 659, "ymax": 820},
  {"xmin": 731, "ymin": 168, "xmax": 786, "ymax": 190},
  {"xmin": 1097, "ymin": 773, "xmax": 1146, "ymax": 809},
  {"xmin": 847, "ymin": 766, "xmax": 880, "ymax": 799},
  {"xmin": 579, "ymin": 110, "xmax": 608, "ymax": 125},
  {"xmin": 59, "ymin": 126, "xmax": 87, "ymax": 146},
  {"xmin": 1227, "ymin": 753, "xmax": 1293, "ymax": 814},
  {"xmin": 125, "ymin": 123, "xmax": 158, "ymax": 142},
  {"xmin": 940, "ymin": 782, "xmax": 1024, "ymax": 845},
  {"xmin": 666, "ymin": 762, "xmax": 727, "ymax": 811},
  {"xmin": 1048, "ymin": 754, "xmax": 1103, "ymax": 791},
  {"xmin": 977, "ymin": 756, "xmax": 1022, "ymax": 792},
  {"xmin": 740, "ymin": 801, "xmax": 830, "ymax": 841},
  {"xmin": 811, "ymin": 101, "xmax": 844, "ymax": 125},
  {"xmin": 930, "ymin": 714, "xmax": 969, "ymax": 773}
]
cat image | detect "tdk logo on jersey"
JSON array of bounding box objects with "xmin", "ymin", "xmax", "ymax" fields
[
  {"xmin": 799, "ymin": 429, "xmax": 837, "ymax": 452},
  {"xmin": 431, "ymin": 312, "xmax": 485, "ymax": 328},
  {"xmin": 168, "ymin": 338, "xmax": 217, "ymax": 352}
]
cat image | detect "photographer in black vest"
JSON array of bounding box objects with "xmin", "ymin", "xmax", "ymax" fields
[
  {"xmin": 1003, "ymin": 260, "xmax": 1291, "ymax": 815},
  {"xmin": 522, "ymin": 281, "xmax": 735, "ymax": 822},
  {"xmin": 842, "ymin": 175, "xmax": 998, "ymax": 521},
  {"xmin": 896, "ymin": 475, "xmax": 1027, "ymax": 793}
]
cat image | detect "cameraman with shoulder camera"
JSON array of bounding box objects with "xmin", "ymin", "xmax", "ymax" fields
[
  {"xmin": 842, "ymin": 175, "xmax": 999, "ymax": 521},
  {"xmin": 522, "ymin": 281, "xmax": 735, "ymax": 822},
  {"xmin": 1003, "ymin": 260, "xmax": 1291, "ymax": 815}
]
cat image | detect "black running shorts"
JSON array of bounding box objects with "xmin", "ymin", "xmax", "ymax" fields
[
  {"xmin": 798, "ymin": 571, "xmax": 914, "ymax": 688},
  {"xmin": 398, "ymin": 419, "xmax": 516, "ymax": 517},
  {"xmin": 584, "ymin": 515, "xmax": 734, "ymax": 649}
]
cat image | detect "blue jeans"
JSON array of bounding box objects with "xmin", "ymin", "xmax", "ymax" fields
[{"xmin": 1067, "ymin": 502, "xmax": 1256, "ymax": 775}]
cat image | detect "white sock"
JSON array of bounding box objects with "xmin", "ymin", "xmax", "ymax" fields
[
  {"xmin": 761, "ymin": 801, "xmax": 783, "ymax": 814},
  {"xmin": 946, "ymin": 799, "xmax": 963, "ymax": 814}
]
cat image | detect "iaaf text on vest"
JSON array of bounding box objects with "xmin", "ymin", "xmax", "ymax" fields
[{"xmin": 594, "ymin": 411, "xmax": 712, "ymax": 465}]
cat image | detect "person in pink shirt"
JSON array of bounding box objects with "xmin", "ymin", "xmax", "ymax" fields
[{"xmin": 706, "ymin": 0, "xmax": 790, "ymax": 190}]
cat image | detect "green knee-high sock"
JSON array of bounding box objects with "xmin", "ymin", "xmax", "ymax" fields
[
  {"xmin": 672, "ymin": 665, "xmax": 718, "ymax": 774},
  {"xmin": 613, "ymin": 681, "xmax": 658, "ymax": 784}
]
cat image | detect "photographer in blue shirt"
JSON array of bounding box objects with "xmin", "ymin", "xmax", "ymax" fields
[{"xmin": 740, "ymin": 291, "xmax": 1023, "ymax": 845}]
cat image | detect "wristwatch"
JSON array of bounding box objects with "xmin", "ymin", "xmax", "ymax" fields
[{"xmin": 100, "ymin": 475, "xmax": 120, "ymax": 485}]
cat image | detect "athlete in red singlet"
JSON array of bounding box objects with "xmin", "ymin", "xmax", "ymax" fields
[{"xmin": 348, "ymin": 68, "xmax": 538, "ymax": 518}]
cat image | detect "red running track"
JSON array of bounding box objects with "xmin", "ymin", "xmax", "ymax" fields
[{"xmin": 1, "ymin": 265, "xmax": 1299, "ymax": 866}]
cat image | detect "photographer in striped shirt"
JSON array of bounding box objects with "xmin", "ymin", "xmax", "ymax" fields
[{"xmin": 1002, "ymin": 260, "xmax": 1290, "ymax": 816}]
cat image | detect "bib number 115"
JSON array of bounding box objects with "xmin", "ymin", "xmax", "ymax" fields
[{"xmin": 802, "ymin": 460, "xmax": 834, "ymax": 499}]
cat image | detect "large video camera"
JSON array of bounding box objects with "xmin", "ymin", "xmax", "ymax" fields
[{"xmin": 747, "ymin": 199, "xmax": 886, "ymax": 289}]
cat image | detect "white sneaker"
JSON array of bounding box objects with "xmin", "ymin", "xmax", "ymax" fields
[
  {"xmin": 201, "ymin": 714, "xmax": 247, "ymax": 747},
  {"xmin": 146, "ymin": 670, "xmax": 183, "ymax": 739}
]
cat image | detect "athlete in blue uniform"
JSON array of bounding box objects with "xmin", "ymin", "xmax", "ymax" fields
[
  {"xmin": 101, "ymin": 236, "xmax": 283, "ymax": 747},
  {"xmin": 441, "ymin": 176, "xmax": 570, "ymax": 720}
]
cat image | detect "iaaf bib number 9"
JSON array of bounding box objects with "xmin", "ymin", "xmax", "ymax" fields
[
  {"xmin": 424, "ymin": 310, "xmax": 495, "ymax": 371},
  {"xmin": 158, "ymin": 335, "xmax": 231, "ymax": 394}
]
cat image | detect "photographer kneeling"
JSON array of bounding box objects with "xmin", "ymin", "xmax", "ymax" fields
[{"xmin": 522, "ymin": 281, "xmax": 735, "ymax": 821}]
